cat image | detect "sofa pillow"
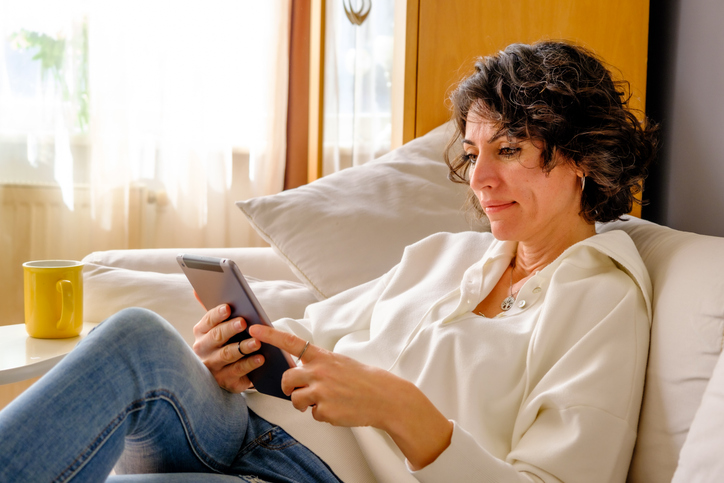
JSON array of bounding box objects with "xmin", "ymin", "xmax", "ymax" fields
[
  {"xmin": 672, "ymin": 349, "xmax": 724, "ymax": 482},
  {"xmin": 236, "ymin": 122, "xmax": 489, "ymax": 300},
  {"xmin": 598, "ymin": 217, "xmax": 724, "ymax": 483}
]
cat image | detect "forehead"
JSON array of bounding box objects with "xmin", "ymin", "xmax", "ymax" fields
[{"xmin": 463, "ymin": 117, "xmax": 506, "ymax": 144}]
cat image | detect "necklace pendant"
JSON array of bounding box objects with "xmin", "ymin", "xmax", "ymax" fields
[{"xmin": 501, "ymin": 295, "xmax": 515, "ymax": 311}]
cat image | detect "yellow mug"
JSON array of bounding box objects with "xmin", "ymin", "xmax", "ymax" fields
[{"xmin": 23, "ymin": 260, "xmax": 84, "ymax": 339}]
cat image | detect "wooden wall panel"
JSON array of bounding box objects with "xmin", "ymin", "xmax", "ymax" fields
[
  {"xmin": 307, "ymin": 0, "xmax": 326, "ymax": 183},
  {"xmin": 410, "ymin": 0, "xmax": 650, "ymax": 141}
]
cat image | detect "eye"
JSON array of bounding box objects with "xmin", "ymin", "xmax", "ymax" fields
[
  {"xmin": 498, "ymin": 146, "xmax": 520, "ymax": 158},
  {"xmin": 463, "ymin": 152, "xmax": 478, "ymax": 165}
]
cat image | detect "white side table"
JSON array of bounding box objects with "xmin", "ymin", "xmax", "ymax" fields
[{"xmin": 0, "ymin": 323, "xmax": 97, "ymax": 408}]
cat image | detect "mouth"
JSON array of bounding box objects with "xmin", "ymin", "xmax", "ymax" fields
[{"xmin": 482, "ymin": 201, "xmax": 516, "ymax": 214}]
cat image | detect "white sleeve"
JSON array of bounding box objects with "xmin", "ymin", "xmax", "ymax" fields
[
  {"xmin": 411, "ymin": 421, "xmax": 539, "ymax": 483},
  {"xmin": 273, "ymin": 264, "xmax": 398, "ymax": 350}
]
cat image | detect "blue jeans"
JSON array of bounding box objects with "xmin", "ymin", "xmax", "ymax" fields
[{"xmin": 0, "ymin": 308, "xmax": 343, "ymax": 483}]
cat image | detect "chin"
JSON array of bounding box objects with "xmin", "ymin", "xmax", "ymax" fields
[{"xmin": 488, "ymin": 222, "xmax": 519, "ymax": 241}]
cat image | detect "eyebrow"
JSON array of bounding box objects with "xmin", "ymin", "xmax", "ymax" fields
[{"xmin": 462, "ymin": 130, "xmax": 509, "ymax": 147}]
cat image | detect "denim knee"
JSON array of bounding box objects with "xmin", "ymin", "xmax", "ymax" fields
[{"xmin": 90, "ymin": 307, "xmax": 189, "ymax": 361}]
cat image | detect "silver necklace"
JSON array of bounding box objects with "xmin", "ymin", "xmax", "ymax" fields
[{"xmin": 500, "ymin": 263, "xmax": 520, "ymax": 311}]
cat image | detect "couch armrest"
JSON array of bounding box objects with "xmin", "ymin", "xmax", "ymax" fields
[{"xmin": 82, "ymin": 247, "xmax": 299, "ymax": 283}]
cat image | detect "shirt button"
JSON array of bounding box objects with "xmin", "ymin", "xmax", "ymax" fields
[
  {"xmin": 532, "ymin": 287, "xmax": 542, "ymax": 293},
  {"xmin": 518, "ymin": 300, "xmax": 526, "ymax": 308}
]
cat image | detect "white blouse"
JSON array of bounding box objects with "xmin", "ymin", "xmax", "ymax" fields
[{"xmin": 272, "ymin": 229, "xmax": 652, "ymax": 483}]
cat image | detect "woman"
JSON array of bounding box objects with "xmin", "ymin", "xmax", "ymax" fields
[{"xmin": 0, "ymin": 41, "xmax": 658, "ymax": 482}]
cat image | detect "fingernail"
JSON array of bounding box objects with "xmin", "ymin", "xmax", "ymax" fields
[
  {"xmin": 235, "ymin": 319, "xmax": 243, "ymax": 331},
  {"xmin": 219, "ymin": 305, "xmax": 228, "ymax": 315},
  {"xmin": 254, "ymin": 355, "xmax": 264, "ymax": 365}
]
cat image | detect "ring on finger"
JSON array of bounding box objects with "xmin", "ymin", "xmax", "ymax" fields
[
  {"xmin": 297, "ymin": 340, "xmax": 310, "ymax": 360},
  {"xmin": 238, "ymin": 340, "xmax": 243, "ymax": 356}
]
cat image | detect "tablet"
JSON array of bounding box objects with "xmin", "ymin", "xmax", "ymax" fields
[{"xmin": 177, "ymin": 254, "xmax": 296, "ymax": 400}]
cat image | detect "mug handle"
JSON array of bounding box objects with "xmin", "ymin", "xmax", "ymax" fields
[{"xmin": 56, "ymin": 280, "xmax": 74, "ymax": 330}]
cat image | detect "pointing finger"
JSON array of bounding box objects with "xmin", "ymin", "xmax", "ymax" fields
[{"xmin": 249, "ymin": 325, "xmax": 313, "ymax": 362}]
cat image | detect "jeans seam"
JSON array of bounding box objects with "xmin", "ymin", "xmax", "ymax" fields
[
  {"xmin": 55, "ymin": 389, "xmax": 226, "ymax": 481},
  {"xmin": 238, "ymin": 426, "xmax": 299, "ymax": 458}
]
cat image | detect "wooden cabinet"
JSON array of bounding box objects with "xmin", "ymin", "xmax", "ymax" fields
[{"xmin": 392, "ymin": 0, "xmax": 651, "ymax": 145}]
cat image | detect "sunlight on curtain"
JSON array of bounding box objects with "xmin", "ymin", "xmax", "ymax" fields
[
  {"xmin": 0, "ymin": 0, "xmax": 291, "ymax": 324},
  {"xmin": 322, "ymin": 0, "xmax": 394, "ymax": 176},
  {"xmin": 0, "ymin": 0, "xmax": 88, "ymax": 204},
  {"xmin": 1, "ymin": 0, "xmax": 291, "ymax": 245},
  {"xmin": 88, "ymin": 0, "xmax": 290, "ymax": 248}
]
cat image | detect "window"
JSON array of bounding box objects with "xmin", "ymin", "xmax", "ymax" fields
[
  {"xmin": 0, "ymin": 6, "xmax": 89, "ymax": 186},
  {"xmin": 322, "ymin": 0, "xmax": 395, "ymax": 174},
  {"xmin": 0, "ymin": 1, "xmax": 290, "ymax": 201}
]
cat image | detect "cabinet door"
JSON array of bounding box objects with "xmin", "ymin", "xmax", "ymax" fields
[{"xmin": 400, "ymin": 0, "xmax": 650, "ymax": 141}]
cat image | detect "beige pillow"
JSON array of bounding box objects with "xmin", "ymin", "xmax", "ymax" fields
[
  {"xmin": 236, "ymin": 122, "xmax": 489, "ymax": 300},
  {"xmin": 599, "ymin": 217, "xmax": 724, "ymax": 482},
  {"xmin": 672, "ymin": 350, "xmax": 724, "ymax": 482}
]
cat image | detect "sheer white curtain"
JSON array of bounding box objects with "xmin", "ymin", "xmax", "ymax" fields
[
  {"xmin": 322, "ymin": 0, "xmax": 394, "ymax": 176},
  {"xmin": 88, "ymin": 1, "xmax": 291, "ymax": 249}
]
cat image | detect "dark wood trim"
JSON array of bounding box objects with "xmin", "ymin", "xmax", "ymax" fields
[
  {"xmin": 307, "ymin": 0, "xmax": 325, "ymax": 183},
  {"xmin": 285, "ymin": 0, "xmax": 312, "ymax": 190}
]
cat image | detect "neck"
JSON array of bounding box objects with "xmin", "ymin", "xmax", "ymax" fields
[{"xmin": 513, "ymin": 221, "xmax": 596, "ymax": 279}]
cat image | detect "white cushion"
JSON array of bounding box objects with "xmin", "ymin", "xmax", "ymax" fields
[
  {"xmin": 599, "ymin": 217, "xmax": 724, "ymax": 483},
  {"xmin": 82, "ymin": 247, "xmax": 317, "ymax": 345},
  {"xmin": 81, "ymin": 247, "xmax": 300, "ymax": 281},
  {"xmin": 236, "ymin": 122, "xmax": 489, "ymax": 300},
  {"xmin": 672, "ymin": 350, "xmax": 724, "ymax": 482}
]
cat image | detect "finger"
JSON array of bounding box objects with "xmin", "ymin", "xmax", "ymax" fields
[
  {"xmin": 216, "ymin": 354, "xmax": 265, "ymax": 393},
  {"xmin": 193, "ymin": 317, "xmax": 247, "ymax": 358},
  {"xmin": 203, "ymin": 330, "xmax": 260, "ymax": 370},
  {"xmin": 281, "ymin": 365, "xmax": 314, "ymax": 396},
  {"xmin": 213, "ymin": 336, "xmax": 248, "ymax": 366},
  {"xmin": 231, "ymin": 353, "xmax": 265, "ymax": 377},
  {"xmin": 238, "ymin": 337, "xmax": 261, "ymax": 356},
  {"xmin": 194, "ymin": 304, "xmax": 230, "ymax": 337},
  {"xmin": 213, "ymin": 337, "xmax": 260, "ymax": 366},
  {"xmin": 249, "ymin": 325, "xmax": 313, "ymax": 362},
  {"xmin": 289, "ymin": 384, "xmax": 316, "ymax": 411}
]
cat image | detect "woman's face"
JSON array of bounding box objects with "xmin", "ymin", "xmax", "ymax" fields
[{"xmin": 463, "ymin": 115, "xmax": 585, "ymax": 245}]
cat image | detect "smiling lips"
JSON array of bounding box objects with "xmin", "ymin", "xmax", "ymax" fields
[{"xmin": 482, "ymin": 201, "xmax": 516, "ymax": 214}]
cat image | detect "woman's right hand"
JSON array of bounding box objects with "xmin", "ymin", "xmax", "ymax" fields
[{"xmin": 192, "ymin": 303, "xmax": 265, "ymax": 393}]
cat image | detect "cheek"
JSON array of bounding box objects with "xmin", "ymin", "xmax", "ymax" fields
[
  {"xmin": 537, "ymin": 178, "xmax": 581, "ymax": 215},
  {"xmin": 517, "ymin": 176, "xmax": 569, "ymax": 214}
]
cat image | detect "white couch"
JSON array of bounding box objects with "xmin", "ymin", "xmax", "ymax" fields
[{"xmin": 83, "ymin": 124, "xmax": 724, "ymax": 482}]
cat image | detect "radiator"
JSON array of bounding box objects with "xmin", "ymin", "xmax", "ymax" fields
[
  {"xmin": 1, "ymin": 169, "xmax": 264, "ymax": 326},
  {"xmin": 0, "ymin": 184, "xmax": 145, "ymax": 326}
]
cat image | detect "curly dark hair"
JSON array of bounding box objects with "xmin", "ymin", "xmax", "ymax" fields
[{"xmin": 445, "ymin": 40, "xmax": 659, "ymax": 223}]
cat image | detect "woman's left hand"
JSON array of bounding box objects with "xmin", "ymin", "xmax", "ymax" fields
[{"xmin": 249, "ymin": 325, "xmax": 454, "ymax": 470}]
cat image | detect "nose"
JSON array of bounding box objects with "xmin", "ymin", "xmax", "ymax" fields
[{"xmin": 469, "ymin": 153, "xmax": 498, "ymax": 192}]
